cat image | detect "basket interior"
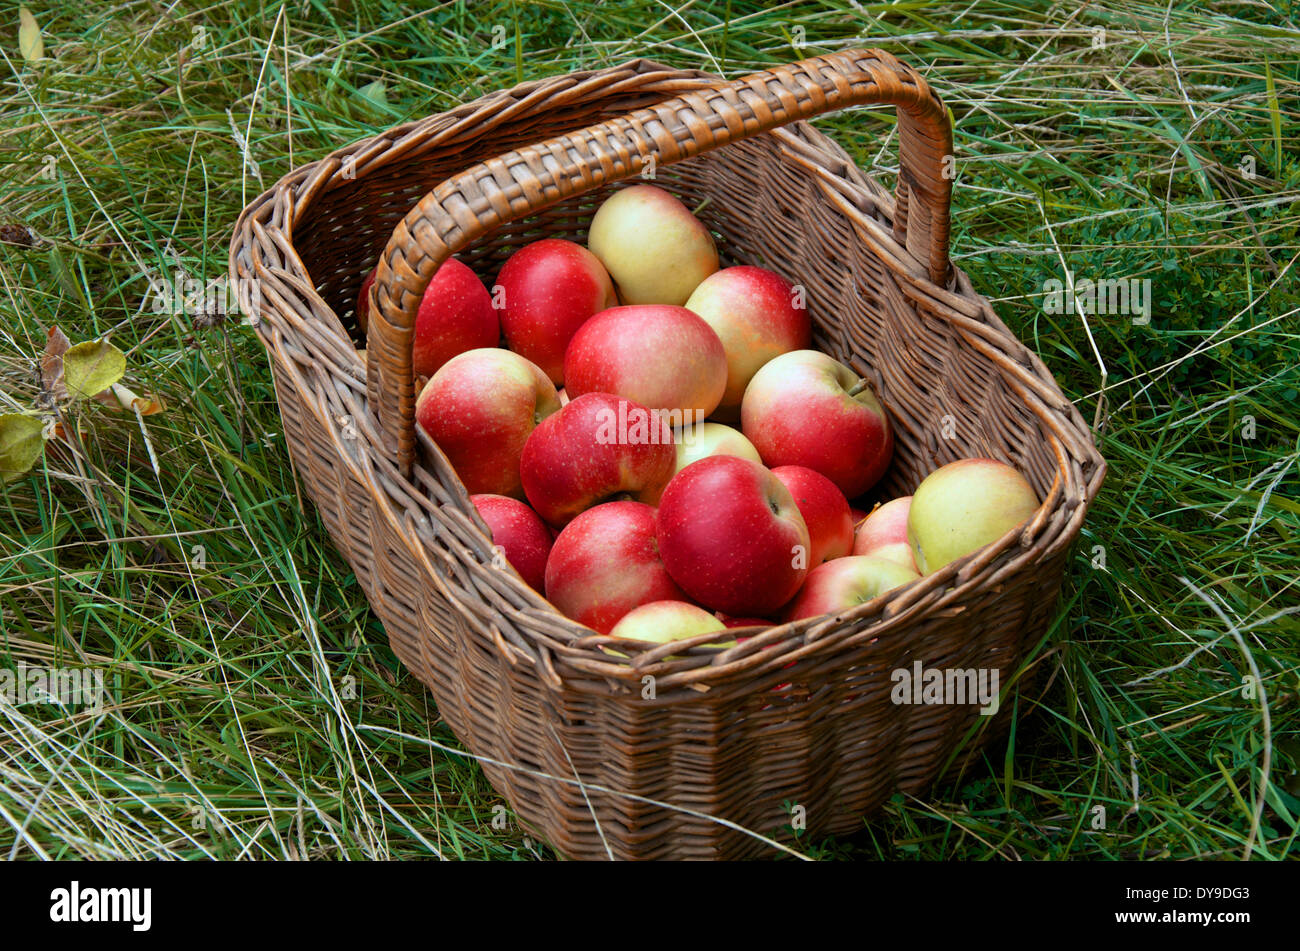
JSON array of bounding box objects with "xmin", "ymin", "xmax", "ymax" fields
[{"xmin": 291, "ymin": 129, "xmax": 1059, "ymax": 511}]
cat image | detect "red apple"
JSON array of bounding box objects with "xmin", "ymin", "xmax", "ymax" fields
[
  {"xmin": 587, "ymin": 184, "xmax": 718, "ymax": 305},
  {"xmin": 356, "ymin": 267, "xmax": 376, "ymax": 332},
  {"xmin": 741, "ymin": 350, "xmax": 893, "ymax": 498},
  {"xmin": 907, "ymin": 459, "xmax": 1040, "ymax": 574},
  {"xmin": 683, "ymin": 265, "xmax": 811, "ymax": 419},
  {"xmin": 718, "ymin": 614, "xmax": 773, "ymax": 633},
  {"xmin": 409, "ymin": 258, "xmax": 500, "ymax": 379},
  {"xmin": 655, "ymin": 456, "xmax": 810, "ymax": 616},
  {"xmin": 771, "ymin": 465, "xmax": 854, "ymax": 565},
  {"xmin": 520, "ymin": 392, "xmax": 676, "ymax": 527},
  {"xmin": 495, "ymin": 238, "xmax": 617, "ymax": 384},
  {"xmin": 563, "ymin": 305, "xmax": 728, "ymax": 421},
  {"xmin": 417, "ymin": 349, "xmax": 560, "ymax": 498},
  {"xmin": 470, "ymin": 494, "xmax": 553, "ymax": 592},
  {"xmin": 784, "ymin": 556, "xmax": 919, "ymax": 622},
  {"xmin": 852, "ymin": 496, "xmax": 917, "ymax": 571},
  {"xmin": 545, "ymin": 501, "xmax": 688, "ymax": 634},
  {"xmin": 608, "ymin": 600, "xmax": 734, "ymax": 647},
  {"xmin": 850, "ymin": 506, "xmax": 870, "ymax": 526}
]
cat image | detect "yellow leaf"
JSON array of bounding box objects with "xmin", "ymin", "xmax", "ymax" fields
[
  {"xmin": 18, "ymin": 7, "xmax": 44, "ymax": 62},
  {"xmin": 0, "ymin": 414, "xmax": 46, "ymax": 482},
  {"xmin": 63, "ymin": 339, "xmax": 126, "ymax": 400}
]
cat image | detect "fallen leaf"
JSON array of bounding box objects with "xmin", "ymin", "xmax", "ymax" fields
[
  {"xmin": 92, "ymin": 382, "xmax": 165, "ymax": 416},
  {"xmin": 18, "ymin": 7, "xmax": 44, "ymax": 62},
  {"xmin": 41, "ymin": 324, "xmax": 70, "ymax": 403},
  {"xmin": 0, "ymin": 414, "xmax": 46, "ymax": 482},
  {"xmin": 63, "ymin": 339, "xmax": 126, "ymax": 400}
]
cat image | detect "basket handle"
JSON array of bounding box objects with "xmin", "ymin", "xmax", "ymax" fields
[{"xmin": 367, "ymin": 48, "xmax": 953, "ymax": 475}]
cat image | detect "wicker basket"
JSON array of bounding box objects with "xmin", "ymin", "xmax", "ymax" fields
[{"xmin": 230, "ymin": 49, "xmax": 1105, "ymax": 860}]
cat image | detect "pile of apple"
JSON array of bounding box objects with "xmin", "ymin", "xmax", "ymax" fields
[{"xmin": 359, "ymin": 184, "xmax": 1040, "ymax": 652}]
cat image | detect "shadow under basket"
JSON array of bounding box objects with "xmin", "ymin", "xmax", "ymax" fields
[{"xmin": 230, "ymin": 50, "xmax": 1105, "ymax": 860}]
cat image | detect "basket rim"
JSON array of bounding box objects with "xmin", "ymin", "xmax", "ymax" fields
[{"xmin": 229, "ymin": 56, "xmax": 1106, "ymax": 698}]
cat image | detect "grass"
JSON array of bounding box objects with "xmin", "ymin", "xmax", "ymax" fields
[{"xmin": 0, "ymin": 0, "xmax": 1297, "ymax": 860}]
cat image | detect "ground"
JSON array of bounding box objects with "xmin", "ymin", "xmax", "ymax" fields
[{"xmin": 0, "ymin": 0, "xmax": 1297, "ymax": 860}]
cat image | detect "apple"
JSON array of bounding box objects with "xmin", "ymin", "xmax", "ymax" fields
[
  {"xmin": 785, "ymin": 555, "xmax": 919, "ymax": 621},
  {"xmin": 470, "ymin": 494, "xmax": 553, "ymax": 592},
  {"xmin": 718, "ymin": 614, "xmax": 773, "ymax": 632},
  {"xmin": 356, "ymin": 267, "xmax": 376, "ymax": 332},
  {"xmin": 520, "ymin": 392, "xmax": 676, "ymax": 527},
  {"xmin": 545, "ymin": 501, "xmax": 688, "ymax": 634},
  {"xmin": 907, "ymin": 458, "xmax": 1040, "ymax": 574},
  {"xmin": 608, "ymin": 600, "xmax": 735, "ymax": 648},
  {"xmin": 417, "ymin": 348, "xmax": 560, "ymax": 498},
  {"xmin": 741, "ymin": 350, "xmax": 893, "ymax": 498},
  {"xmin": 850, "ymin": 506, "xmax": 869, "ymax": 526},
  {"xmin": 563, "ymin": 305, "xmax": 728, "ymax": 421},
  {"xmin": 852, "ymin": 496, "xmax": 917, "ymax": 571},
  {"xmin": 683, "ymin": 266, "xmax": 811, "ymax": 419},
  {"xmin": 771, "ymin": 465, "xmax": 854, "ymax": 565},
  {"xmin": 673, "ymin": 421, "xmax": 761, "ymax": 478},
  {"xmin": 655, "ymin": 456, "xmax": 810, "ymax": 616},
  {"xmin": 495, "ymin": 238, "xmax": 617, "ymax": 384},
  {"xmin": 407, "ymin": 258, "xmax": 500, "ymax": 379},
  {"xmin": 587, "ymin": 184, "xmax": 718, "ymax": 305}
]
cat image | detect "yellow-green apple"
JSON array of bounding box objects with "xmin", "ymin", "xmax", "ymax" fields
[
  {"xmin": 410, "ymin": 259, "xmax": 500, "ymax": 378},
  {"xmin": 470, "ymin": 494, "xmax": 553, "ymax": 592},
  {"xmin": 673, "ymin": 421, "xmax": 761, "ymax": 478},
  {"xmin": 683, "ymin": 265, "xmax": 811, "ymax": 420},
  {"xmin": 852, "ymin": 496, "xmax": 917, "ymax": 570},
  {"xmin": 416, "ymin": 348, "xmax": 560, "ymax": 498},
  {"xmin": 544, "ymin": 501, "xmax": 689, "ymax": 634},
  {"xmin": 771, "ymin": 465, "xmax": 854, "ymax": 565},
  {"xmin": 608, "ymin": 600, "xmax": 735, "ymax": 648},
  {"xmin": 907, "ymin": 458, "xmax": 1039, "ymax": 573},
  {"xmin": 784, "ymin": 555, "xmax": 919, "ymax": 621},
  {"xmin": 655, "ymin": 456, "xmax": 810, "ymax": 616},
  {"xmin": 495, "ymin": 238, "xmax": 617, "ymax": 383},
  {"xmin": 587, "ymin": 184, "xmax": 718, "ymax": 305},
  {"xmin": 741, "ymin": 350, "xmax": 893, "ymax": 498},
  {"xmin": 520, "ymin": 392, "xmax": 676, "ymax": 527},
  {"xmin": 563, "ymin": 305, "xmax": 728, "ymax": 420}
]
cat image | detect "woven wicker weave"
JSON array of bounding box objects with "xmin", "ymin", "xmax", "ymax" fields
[{"xmin": 230, "ymin": 49, "xmax": 1105, "ymax": 860}]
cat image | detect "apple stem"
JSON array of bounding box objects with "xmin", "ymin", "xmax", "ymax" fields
[{"xmin": 848, "ymin": 378, "xmax": 871, "ymax": 397}]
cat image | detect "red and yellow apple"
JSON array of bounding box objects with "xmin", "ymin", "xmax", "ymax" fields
[
  {"xmin": 470, "ymin": 494, "xmax": 553, "ymax": 592},
  {"xmin": 784, "ymin": 555, "xmax": 919, "ymax": 621},
  {"xmin": 563, "ymin": 305, "xmax": 728, "ymax": 420},
  {"xmin": 672, "ymin": 421, "xmax": 761, "ymax": 478},
  {"xmin": 409, "ymin": 258, "xmax": 500, "ymax": 379},
  {"xmin": 655, "ymin": 456, "xmax": 810, "ymax": 616},
  {"xmin": 495, "ymin": 238, "xmax": 617, "ymax": 383},
  {"xmin": 545, "ymin": 501, "xmax": 688, "ymax": 634},
  {"xmin": 741, "ymin": 350, "xmax": 893, "ymax": 499},
  {"xmin": 416, "ymin": 348, "xmax": 560, "ymax": 498},
  {"xmin": 607, "ymin": 600, "xmax": 734, "ymax": 648},
  {"xmin": 771, "ymin": 465, "xmax": 854, "ymax": 565},
  {"xmin": 852, "ymin": 496, "xmax": 917, "ymax": 571},
  {"xmin": 520, "ymin": 392, "xmax": 676, "ymax": 527},
  {"xmin": 907, "ymin": 459, "xmax": 1040, "ymax": 574},
  {"xmin": 683, "ymin": 265, "xmax": 811, "ymax": 420},
  {"xmin": 587, "ymin": 184, "xmax": 718, "ymax": 305}
]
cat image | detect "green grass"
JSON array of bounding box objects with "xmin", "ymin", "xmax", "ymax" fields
[{"xmin": 1, "ymin": 0, "xmax": 1297, "ymax": 860}]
